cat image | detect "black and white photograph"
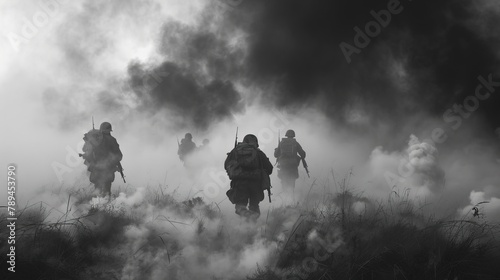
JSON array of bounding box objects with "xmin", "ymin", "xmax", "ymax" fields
[{"xmin": 1, "ymin": 0, "xmax": 500, "ymax": 279}]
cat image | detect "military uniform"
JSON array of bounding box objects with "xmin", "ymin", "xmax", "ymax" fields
[
  {"xmin": 225, "ymin": 135, "xmax": 273, "ymax": 220},
  {"xmin": 178, "ymin": 133, "xmax": 197, "ymax": 162},
  {"xmin": 84, "ymin": 122, "xmax": 123, "ymax": 197},
  {"xmin": 274, "ymin": 130, "xmax": 306, "ymax": 190}
]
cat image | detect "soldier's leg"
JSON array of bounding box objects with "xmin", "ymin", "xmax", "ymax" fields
[
  {"xmin": 280, "ymin": 167, "xmax": 294, "ymax": 191},
  {"xmin": 247, "ymin": 204, "xmax": 260, "ymax": 221},
  {"xmin": 96, "ymin": 178, "xmax": 106, "ymax": 196},
  {"xmin": 280, "ymin": 174, "xmax": 289, "ymax": 190},
  {"xmin": 282, "ymin": 176, "xmax": 293, "ymax": 191},
  {"xmin": 235, "ymin": 204, "xmax": 249, "ymax": 217},
  {"xmin": 95, "ymin": 181, "xmax": 104, "ymax": 194},
  {"xmin": 278, "ymin": 168, "xmax": 287, "ymax": 190},
  {"xmin": 104, "ymin": 171, "xmax": 115, "ymax": 197},
  {"xmin": 103, "ymin": 182, "xmax": 112, "ymax": 197},
  {"xmin": 291, "ymin": 168, "xmax": 298, "ymax": 202},
  {"xmin": 91, "ymin": 170, "xmax": 103, "ymax": 194},
  {"xmin": 280, "ymin": 179, "xmax": 287, "ymax": 190},
  {"xmin": 233, "ymin": 181, "xmax": 250, "ymax": 217},
  {"xmin": 248, "ymin": 182, "xmax": 264, "ymax": 221},
  {"xmin": 248, "ymin": 199, "xmax": 260, "ymax": 217}
]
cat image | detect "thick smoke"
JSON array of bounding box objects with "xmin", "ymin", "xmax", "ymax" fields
[
  {"xmin": 40, "ymin": 0, "xmax": 500, "ymax": 136},
  {"xmin": 224, "ymin": 0, "xmax": 500, "ymax": 139},
  {"xmin": 127, "ymin": 61, "xmax": 244, "ymax": 130},
  {"xmin": 367, "ymin": 134, "xmax": 445, "ymax": 200},
  {"xmin": 57, "ymin": 187, "xmax": 300, "ymax": 279},
  {"xmin": 40, "ymin": 1, "xmax": 248, "ymax": 132},
  {"xmin": 124, "ymin": 5, "xmax": 248, "ymax": 130},
  {"xmin": 406, "ymin": 135, "xmax": 445, "ymax": 192},
  {"xmin": 36, "ymin": 0, "xmax": 167, "ymax": 132}
]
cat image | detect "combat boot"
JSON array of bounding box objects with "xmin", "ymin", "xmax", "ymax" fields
[{"xmin": 235, "ymin": 204, "xmax": 249, "ymax": 216}]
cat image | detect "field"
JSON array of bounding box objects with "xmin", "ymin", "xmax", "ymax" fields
[{"xmin": 1, "ymin": 179, "xmax": 500, "ymax": 280}]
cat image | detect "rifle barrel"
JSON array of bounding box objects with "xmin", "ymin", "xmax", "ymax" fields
[{"xmin": 234, "ymin": 127, "xmax": 238, "ymax": 148}]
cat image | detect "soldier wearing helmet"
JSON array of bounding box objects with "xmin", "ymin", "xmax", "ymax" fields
[
  {"xmin": 178, "ymin": 132, "xmax": 197, "ymax": 164},
  {"xmin": 224, "ymin": 134, "xmax": 273, "ymax": 221},
  {"xmin": 86, "ymin": 122, "xmax": 123, "ymax": 197},
  {"xmin": 274, "ymin": 129, "xmax": 306, "ymax": 191}
]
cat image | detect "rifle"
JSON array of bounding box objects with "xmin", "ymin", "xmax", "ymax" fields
[
  {"xmin": 234, "ymin": 127, "xmax": 238, "ymax": 148},
  {"xmin": 301, "ymin": 157, "xmax": 310, "ymax": 178},
  {"xmin": 117, "ymin": 162, "xmax": 126, "ymax": 183},
  {"xmin": 177, "ymin": 137, "xmax": 180, "ymax": 147},
  {"xmin": 92, "ymin": 116, "xmax": 95, "ymax": 130}
]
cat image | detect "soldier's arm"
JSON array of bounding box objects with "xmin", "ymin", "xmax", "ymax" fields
[
  {"xmin": 111, "ymin": 138, "xmax": 123, "ymax": 163},
  {"xmin": 297, "ymin": 142, "xmax": 306, "ymax": 159},
  {"xmin": 260, "ymin": 151, "xmax": 273, "ymax": 175},
  {"xmin": 178, "ymin": 142, "xmax": 184, "ymax": 155},
  {"xmin": 274, "ymin": 144, "xmax": 280, "ymax": 158}
]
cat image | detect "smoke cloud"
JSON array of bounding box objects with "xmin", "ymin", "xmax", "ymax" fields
[
  {"xmin": 65, "ymin": 187, "xmax": 290, "ymax": 279},
  {"xmin": 127, "ymin": 61, "xmax": 244, "ymax": 130},
  {"xmin": 406, "ymin": 135, "xmax": 445, "ymax": 192},
  {"xmin": 223, "ymin": 0, "xmax": 500, "ymax": 139}
]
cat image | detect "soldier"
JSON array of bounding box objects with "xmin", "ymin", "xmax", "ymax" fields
[
  {"xmin": 274, "ymin": 129, "xmax": 306, "ymax": 190},
  {"xmin": 82, "ymin": 122, "xmax": 123, "ymax": 197},
  {"xmin": 178, "ymin": 133, "xmax": 197, "ymax": 162},
  {"xmin": 225, "ymin": 134, "xmax": 273, "ymax": 221}
]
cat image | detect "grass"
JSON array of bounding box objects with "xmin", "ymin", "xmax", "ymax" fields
[
  {"xmin": 1, "ymin": 178, "xmax": 499, "ymax": 280},
  {"xmin": 250, "ymin": 175, "xmax": 500, "ymax": 280},
  {"xmin": 0, "ymin": 196, "xmax": 136, "ymax": 280},
  {"xmin": 0, "ymin": 183, "xmax": 231, "ymax": 280}
]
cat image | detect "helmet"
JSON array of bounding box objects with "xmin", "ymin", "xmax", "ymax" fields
[
  {"xmin": 243, "ymin": 134, "xmax": 259, "ymax": 147},
  {"xmin": 99, "ymin": 122, "xmax": 112, "ymax": 133},
  {"xmin": 185, "ymin": 133, "xmax": 192, "ymax": 140},
  {"xmin": 285, "ymin": 129, "xmax": 295, "ymax": 138}
]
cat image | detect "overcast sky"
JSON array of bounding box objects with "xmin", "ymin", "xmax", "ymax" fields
[{"xmin": 1, "ymin": 0, "xmax": 500, "ymax": 221}]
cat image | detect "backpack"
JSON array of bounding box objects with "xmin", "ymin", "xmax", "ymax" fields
[
  {"xmin": 226, "ymin": 143, "xmax": 261, "ymax": 180},
  {"xmin": 278, "ymin": 138, "xmax": 300, "ymax": 168},
  {"xmin": 279, "ymin": 138, "xmax": 297, "ymax": 157},
  {"xmin": 81, "ymin": 129, "xmax": 103, "ymax": 171}
]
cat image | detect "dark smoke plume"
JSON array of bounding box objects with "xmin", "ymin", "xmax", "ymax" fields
[
  {"xmin": 226, "ymin": 0, "xmax": 500, "ymax": 135},
  {"xmin": 127, "ymin": 61, "xmax": 244, "ymax": 130},
  {"xmin": 44, "ymin": 0, "xmax": 500, "ymax": 135},
  {"xmin": 126, "ymin": 12, "xmax": 247, "ymax": 130}
]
